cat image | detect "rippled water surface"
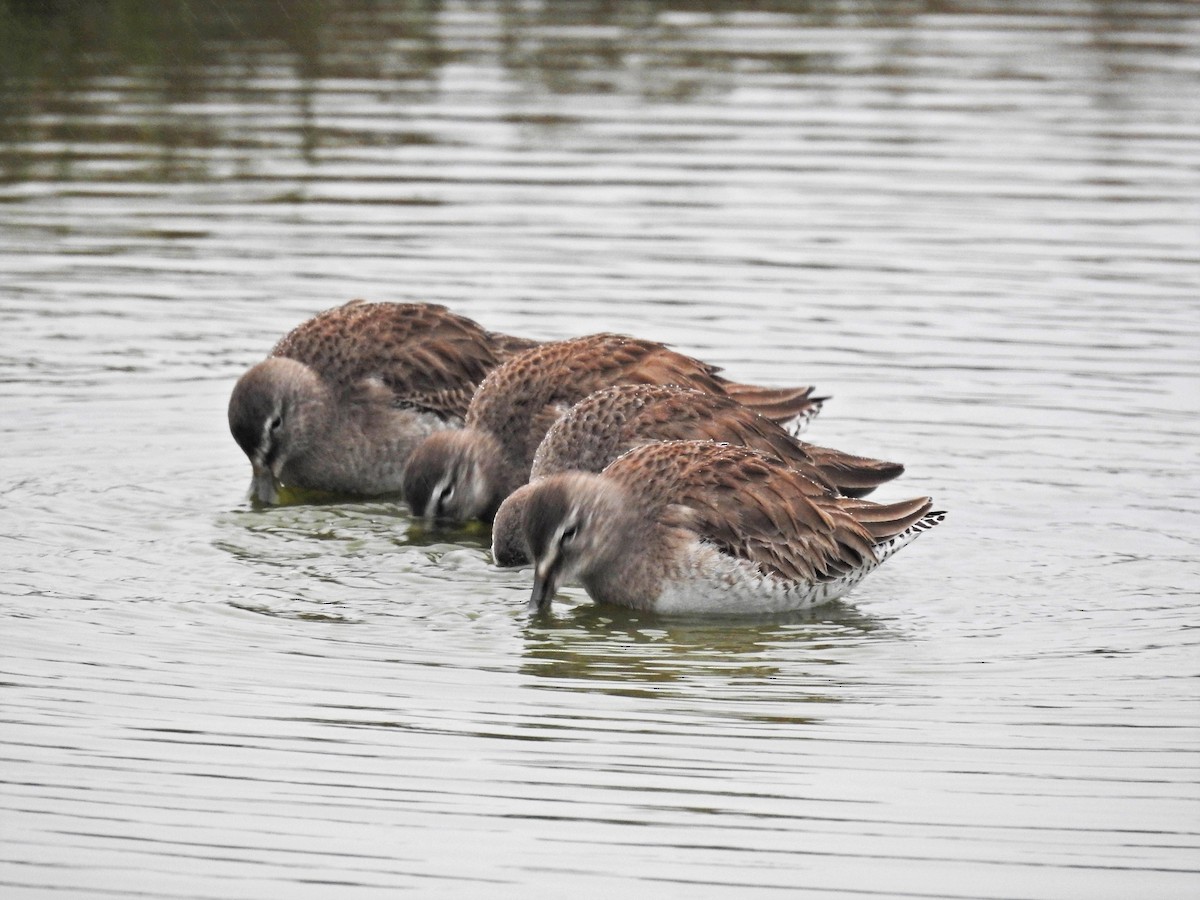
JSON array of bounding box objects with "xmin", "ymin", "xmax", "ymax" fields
[{"xmin": 2, "ymin": 1, "xmax": 1198, "ymax": 897}]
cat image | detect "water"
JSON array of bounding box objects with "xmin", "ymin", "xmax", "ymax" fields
[{"xmin": 2, "ymin": 1, "xmax": 1198, "ymax": 896}]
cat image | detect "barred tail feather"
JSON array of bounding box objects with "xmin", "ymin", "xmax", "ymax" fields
[{"xmin": 868, "ymin": 509, "xmax": 945, "ymax": 566}]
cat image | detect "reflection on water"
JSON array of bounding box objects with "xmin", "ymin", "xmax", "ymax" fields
[
  {"xmin": 521, "ymin": 600, "xmax": 888, "ymax": 698},
  {"xmin": 3, "ymin": 0, "xmax": 1199, "ymax": 897},
  {"xmin": 6, "ymin": 0, "xmax": 1196, "ymax": 182}
]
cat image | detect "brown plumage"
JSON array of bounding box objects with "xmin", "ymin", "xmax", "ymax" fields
[
  {"xmin": 518, "ymin": 441, "xmax": 942, "ymax": 614},
  {"xmin": 491, "ymin": 384, "xmax": 902, "ymax": 567},
  {"xmin": 402, "ymin": 333, "xmax": 824, "ymax": 525},
  {"xmin": 531, "ymin": 384, "xmax": 900, "ymax": 497},
  {"xmin": 269, "ymin": 300, "xmax": 538, "ymax": 421},
  {"xmin": 606, "ymin": 442, "xmax": 927, "ymax": 586},
  {"xmin": 228, "ymin": 300, "xmax": 535, "ymax": 503}
]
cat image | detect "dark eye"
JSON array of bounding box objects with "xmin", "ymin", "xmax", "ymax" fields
[
  {"xmin": 269, "ymin": 415, "xmax": 282, "ymax": 432},
  {"xmin": 560, "ymin": 525, "xmax": 578, "ymax": 546}
]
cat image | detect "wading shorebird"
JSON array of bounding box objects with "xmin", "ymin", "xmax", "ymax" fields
[
  {"xmin": 228, "ymin": 300, "xmax": 536, "ymax": 504},
  {"xmin": 515, "ymin": 440, "xmax": 943, "ymax": 616},
  {"xmin": 402, "ymin": 334, "xmax": 824, "ymax": 526},
  {"xmin": 490, "ymin": 383, "xmax": 904, "ymax": 567}
]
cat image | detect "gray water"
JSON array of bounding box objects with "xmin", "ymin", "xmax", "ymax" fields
[{"xmin": 2, "ymin": 1, "xmax": 1198, "ymax": 897}]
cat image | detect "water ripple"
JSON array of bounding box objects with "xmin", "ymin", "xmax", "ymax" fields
[{"xmin": 2, "ymin": 1, "xmax": 1199, "ymax": 897}]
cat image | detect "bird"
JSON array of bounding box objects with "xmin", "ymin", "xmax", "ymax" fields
[
  {"xmin": 514, "ymin": 440, "xmax": 943, "ymax": 615},
  {"xmin": 227, "ymin": 300, "xmax": 537, "ymax": 504},
  {"xmin": 401, "ymin": 333, "xmax": 824, "ymax": 526},
  {"xmin": 490, "ymin": 383, "xmax": 904, "ymax": 567}
]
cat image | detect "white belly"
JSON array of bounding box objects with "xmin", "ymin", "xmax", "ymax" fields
[{"xmin": 648, "ymin": 543, "xmax": 872, "ymax": 616}]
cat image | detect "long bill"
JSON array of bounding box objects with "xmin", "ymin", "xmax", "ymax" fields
[
  {"xmin": 528, "ymin": 557, "xmax": 560, "ymax": 613},
  {"xmin": 250, "ymin": 464, "xmax": 280, "ymax": 505}
]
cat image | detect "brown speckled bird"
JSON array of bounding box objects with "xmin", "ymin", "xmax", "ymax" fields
[
  {"xmin": 491, "ymin": 384, "xmax": 904, "ymax": 567},
  {"xmin": 227, "ymin": 300, "xmax": 536, "ymax": 503},
  {"xmin": 402, "ymin": 333, "xmax": 824, "ymax": 525},
  {"xmin": 515, "ymin": 440, "xmax": 943, "ymax": 615}
]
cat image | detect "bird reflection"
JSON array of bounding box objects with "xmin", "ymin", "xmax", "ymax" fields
[{"xmin": 518, "ymin": 594, "xmax": 890, "ymax": 702}]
